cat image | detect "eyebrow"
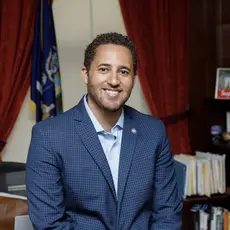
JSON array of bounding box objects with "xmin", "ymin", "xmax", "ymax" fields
[
  {"xmin": 98, "ymin": 63, "xmax": 111, "ymax": 68},
  {"xmin": 98, "ymin": 63, "xmax": 131, "ymax": 71}
]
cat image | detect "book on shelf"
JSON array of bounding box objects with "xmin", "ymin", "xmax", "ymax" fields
[
  {"xmin": 191, "ymin": 205, "xmax": 230, "ymax": 230},
  {"xmin": 174, "ymin": 151, "xmax": 226, "ymax": 197}
]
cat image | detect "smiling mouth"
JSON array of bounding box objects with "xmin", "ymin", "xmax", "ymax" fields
[{"xmin": 104, "ymin": 89, "xmax": 121, "ymax": 97}]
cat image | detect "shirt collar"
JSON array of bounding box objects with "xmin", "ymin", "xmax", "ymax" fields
[{"xmin": 83, "ymin": 94, "xmax": 124, "ymax": 133}]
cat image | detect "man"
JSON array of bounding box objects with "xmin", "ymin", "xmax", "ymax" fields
[{"xmin": 26, "ymin": 32, "xmax": 182, "ymax": 230}]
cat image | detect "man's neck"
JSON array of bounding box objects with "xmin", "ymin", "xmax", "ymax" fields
[{"xmin": 87, "ymin": 99, "xmax": 122, "ymax": 132}]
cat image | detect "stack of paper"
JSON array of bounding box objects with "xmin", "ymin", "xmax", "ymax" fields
[
  {"xmin": 0, "ymin": 192, "xmax": 27, "ymax": 200},
  {"xmin": 174, "ymin": 151, "xmax": 226, "ymax": 197}
]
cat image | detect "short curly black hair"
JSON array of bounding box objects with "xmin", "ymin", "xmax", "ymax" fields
[{"xmin": 84, "ymin": 32, "xmax": 137, "ymax": 75}]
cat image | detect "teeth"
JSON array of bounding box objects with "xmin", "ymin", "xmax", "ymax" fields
[{"xmin": 106, "ymin": 90, "xmax": 118, "ymax": 97}]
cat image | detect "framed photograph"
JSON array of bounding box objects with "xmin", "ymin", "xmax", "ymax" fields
[{"xmin": 215, "ymin": 68, "xmax": 230, "ymax": 99}]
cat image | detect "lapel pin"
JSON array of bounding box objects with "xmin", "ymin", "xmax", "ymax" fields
[{"xmin": 131, "ymin": 128, "xmax": 137, "ymax": 134}]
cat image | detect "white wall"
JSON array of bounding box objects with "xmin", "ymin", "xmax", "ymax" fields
[{"xmin": 1, "ymin": 0, "xmax": 149, "ymax": 163}]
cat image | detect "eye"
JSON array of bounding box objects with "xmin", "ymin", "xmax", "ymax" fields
[
  {"xmin": 98, "ymin": 67, "xmax": 109, "ymax": 73},
  {"xmin": 119, "ymin": 70, "xmax": 129, "ymax": 76}
]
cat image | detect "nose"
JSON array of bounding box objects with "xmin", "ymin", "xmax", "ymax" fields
[{"xmin": 107, "ymin": 72, "xmax": 120, "ymax": 86}]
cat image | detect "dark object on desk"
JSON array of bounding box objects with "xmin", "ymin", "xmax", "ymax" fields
[
  {"xmin": 0, "ymin": 162, "xmax": 26, "ymax": 197},
  {"xmin": 0, "ymin": 162, "xmax": 26, "ymax": 173}
]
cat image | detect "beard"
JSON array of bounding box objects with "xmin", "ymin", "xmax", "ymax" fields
[{"xmin": 87, "ymin": 82, "xmax": 132, "ymax": 113}]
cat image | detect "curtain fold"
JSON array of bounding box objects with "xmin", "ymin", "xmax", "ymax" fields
[
  {"xmin": 0, "ymin": 0, "xmax": 37, "ymax": 156},
  {"xmin": 119, "ymin": 0, "xmax": 191, "ymax": 154}
]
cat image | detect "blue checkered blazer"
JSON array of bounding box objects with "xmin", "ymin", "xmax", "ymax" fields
[{"xmin": 26, "ymin": 97, "xmax": 182, "ymax": 230}]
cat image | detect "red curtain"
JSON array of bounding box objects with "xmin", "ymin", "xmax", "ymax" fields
[
  {"xmin": 119, "ymin": 0, "xmax": 191, "ymax": 154},
  {"xmin": 0, "ymin": 0, "xmax": 36, "ymax": 156}
]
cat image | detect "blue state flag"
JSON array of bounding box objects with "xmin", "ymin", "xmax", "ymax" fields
[{"xmin": 31, "ymin": 0, "xmax": 63, "ymax": 123}]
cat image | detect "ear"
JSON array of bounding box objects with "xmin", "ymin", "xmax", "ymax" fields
[{"xmin": 81, "ymin": 66, "xmax": 88, "ymax": 84}]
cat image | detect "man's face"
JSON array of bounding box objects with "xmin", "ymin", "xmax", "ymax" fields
[{"xmin": 82, "ymin": 44, "xmax": 135, "ymax": 113}]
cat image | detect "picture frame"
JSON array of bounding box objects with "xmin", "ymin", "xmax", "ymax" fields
[{"xmin": 215, "ymin": 68, "xmax": 230, "ymax": 99}]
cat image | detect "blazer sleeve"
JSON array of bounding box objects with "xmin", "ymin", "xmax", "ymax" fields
[
  {"xmin": 151, "ymin": 123, "xmax": 183, "ymax": 230},
  {"xmin": 26, "ymin": 125, "xmax": 73, "ymax": 230}
]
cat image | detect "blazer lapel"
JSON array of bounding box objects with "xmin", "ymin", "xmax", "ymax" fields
[
  {"xmin": 117, "ymin": 107, "xmax": 138, "ymax": 210},
  {"xmin": 74, "ymin": 99, "xmax": 116, "ymax": 199}
]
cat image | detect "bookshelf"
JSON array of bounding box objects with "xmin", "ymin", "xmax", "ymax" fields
[
  {"xmin": 188, "ymin": 0, "xmax": 230, "ymax": 227},
  {"xmin": 183, "ymin": 98, "xmax": 230, "ymax": 228},
  {"xmin": 185, "ymin": 188, "xmax": 230, "ymax": 204},
  {"xmin": 182, "ymin": 188, "xmax": 230, "ymax": 230},
  {"xmin": 203, "ymin": 98, "xmax": 230, "ymax": 188}
]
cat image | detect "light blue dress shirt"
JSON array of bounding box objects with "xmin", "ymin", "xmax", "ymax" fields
[{"xmin": 84, "ymin": 95, "xmax": 124, "ymax": 195}]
